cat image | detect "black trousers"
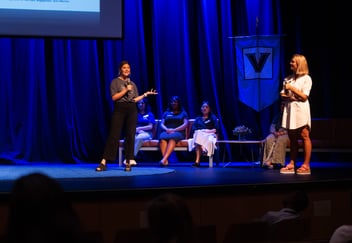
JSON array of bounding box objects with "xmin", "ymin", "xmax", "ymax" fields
[{"xmin": 103, "ymin": 102, "xmax": 137, "ymax": 162}]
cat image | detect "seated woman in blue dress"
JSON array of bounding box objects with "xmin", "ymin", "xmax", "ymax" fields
[
  {"xmin": 189, "ymin": 101, "xmax": 219, "ymax": 167},
  {"xmin": 159, "ymin": 96, "xmax": 189, "ymax": 166}
]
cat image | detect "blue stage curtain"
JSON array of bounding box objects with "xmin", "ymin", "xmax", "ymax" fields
[{"xmin": 0, "ymin": 0, "xmax": 287, "ymax": 163}]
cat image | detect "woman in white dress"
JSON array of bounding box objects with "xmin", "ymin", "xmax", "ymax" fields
[
  {"xmin": 279, "ymin": 54, "xmax": 312, "ymax": 175},
  {"xmin": 189, "ymin": 101, "xmax": 219, "ymax": 167}
]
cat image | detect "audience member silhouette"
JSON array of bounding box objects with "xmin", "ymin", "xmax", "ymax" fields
[
  {"xmin": 329, "ymin": 224, "xmax": 352, "ymax": 243},
  {"xmin": 146, "ymin": 193, "xmax": 194, "ymax": 243},
  {"xmin": 4, "ymin": 172, "xmax": 90, "ymax": 243},
  {"xmin": 260, "ymin": 189, "xmax": 309, "ymax": 225}
]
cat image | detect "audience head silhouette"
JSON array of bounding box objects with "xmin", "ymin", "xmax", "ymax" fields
[
  {"xmin": 5, "ymin": 172, "xmax": 83, "ymax": 243},
  {"xmin": 282, "ymin": 189, "xmax": 309, "ymax": 213},
  {"xmin": 146, "ymin": 193, "xmax": 194, "ymax": 243}
]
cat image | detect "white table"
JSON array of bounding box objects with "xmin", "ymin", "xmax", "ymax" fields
[{"xmin": 216, "ymin": 139, "xmax": 265, "ymax": 167}]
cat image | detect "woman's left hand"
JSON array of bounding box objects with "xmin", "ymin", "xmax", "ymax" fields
[{"xmin": 145, "ymin": 89, "xmax": 158, "ymax": 96}]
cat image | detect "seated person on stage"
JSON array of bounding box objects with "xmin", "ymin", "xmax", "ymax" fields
[
  {"xmin": 263, "ymin": 105, "xmax": 289, "ymax": 169},
  {"xmin": 188, "ymin": 101, "xmax": 219, "ymax": 167},
  {"xmin": 127, "ymin": 98, "xmax": 155, "ymax": 165},
  {"xmin": 159, "ymin": 95, "xmax": 189, "ymax": 167}
]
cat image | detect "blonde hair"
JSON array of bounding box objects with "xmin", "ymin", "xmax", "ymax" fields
[{"xmin": 292, "ymin": 54, "xmax": 309, "ymax": 76}]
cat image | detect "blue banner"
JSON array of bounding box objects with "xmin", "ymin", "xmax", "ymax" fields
[{"xmin": 235, "ymin": 35, "xmax": 281, "ymax": 111}]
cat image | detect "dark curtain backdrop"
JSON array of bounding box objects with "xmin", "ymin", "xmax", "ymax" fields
[{"xmin": 0, "ymin": 0, "xmax": 349, "ymax": 163}]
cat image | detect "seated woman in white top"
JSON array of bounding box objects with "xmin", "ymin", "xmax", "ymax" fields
[{"xmin": 189, "ymin": 101, "xmax": 219, "ymax": 167}]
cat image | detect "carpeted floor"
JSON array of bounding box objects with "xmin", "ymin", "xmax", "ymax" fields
[
  {"xmin": 0, "ymin": 160, "xmax": 351, "ymax": 199},
  {"xmin": 0, "ymin": 164, "xmax": 175, "ymax": 180}
]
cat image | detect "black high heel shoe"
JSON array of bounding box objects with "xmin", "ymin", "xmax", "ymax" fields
[
  {"xmin": 192, "ymin": 162, "xmax": 200, "ymax": 168},
  {"xmin": 95, "ymin": 163, "xmax": 107, "ymax": 172},
  {"xmin": 124, "ymin": 160, "xmax": 131, "ymax": 172}
]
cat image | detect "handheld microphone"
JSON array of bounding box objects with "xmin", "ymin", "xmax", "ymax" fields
[
  {"xmin": 125, "ymin": 78, "xmax": 131, "ymax": 93},
  {"xmin": 125, "ymin": 78, "xmax": 131, "ymax": 86},
  {"xmin": 125, "ymin": 78, "xmax": 132, "ymax": 96},
  {"xmin": 283, "ymin": 79, "xmax": 292, "ymax": 96}
]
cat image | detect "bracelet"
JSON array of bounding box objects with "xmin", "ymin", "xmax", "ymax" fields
[{"xmin": 143, "ymin": 93, "xmax": 147, "ymax": 97}]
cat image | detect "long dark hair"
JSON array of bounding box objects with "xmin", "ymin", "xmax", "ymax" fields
[
  {"xmin": 167, "ymin": 95, "xmax": 184, "ymax": 112},
  {"xmin": 200, "ymin": 100, "xmax": 213, "ymax": 116}
]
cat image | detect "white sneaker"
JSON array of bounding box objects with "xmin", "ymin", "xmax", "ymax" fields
[{"xmin": 123, "ymin": 160, "xmax": 137, "ymax": 166}]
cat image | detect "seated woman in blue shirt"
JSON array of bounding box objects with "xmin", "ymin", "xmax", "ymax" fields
[
  {"xmin": 189, "ymin": 101, "xmax": 219, "ymax": 167},
  {"xmin": 159, "ymin": 96, "xmax": 189, "ymax": 166},
  {"xmin": 124, "ymin": 98, "xmax": 156, "ymax": 166}
]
